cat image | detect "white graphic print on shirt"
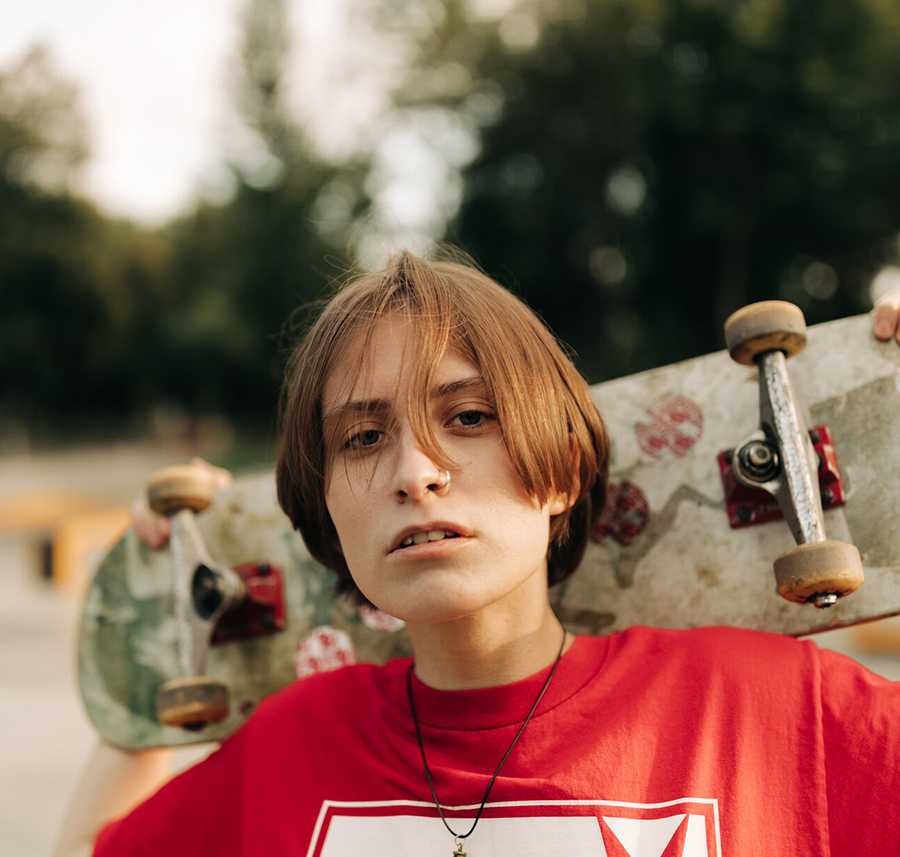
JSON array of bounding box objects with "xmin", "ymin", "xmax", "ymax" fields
[{"xmin": 309, "ymin": 798, "xmax": 721, "ymax": 857}]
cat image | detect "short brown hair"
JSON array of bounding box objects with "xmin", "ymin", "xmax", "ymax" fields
[{"xmin": 276, "ymin": 249, "xmax": 609, "ymax": 607}]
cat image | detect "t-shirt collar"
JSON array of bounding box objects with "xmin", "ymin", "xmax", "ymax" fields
[{"xmin": 379, "ymin": 634, "xmax": 610, "ymax": 731}]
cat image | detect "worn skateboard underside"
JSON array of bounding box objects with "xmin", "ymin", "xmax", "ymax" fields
[
  {"xmin": 559, "ymin": 314, "xmax": 900, "ymax": 637},
  {"xmin": 78, "ymin": 479, "xmax": 412, "ymax": 747},
  {"xmin": 79, "ymin": 314, "xmax": 900, "ymax": 747}
]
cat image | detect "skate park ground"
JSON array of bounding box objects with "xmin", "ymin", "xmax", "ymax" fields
[{"xmin": 1, "ymin": 443, "xmax": 898, "ymax": 857}]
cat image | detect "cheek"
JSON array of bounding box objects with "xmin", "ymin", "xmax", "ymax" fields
[
  {"xmin": 324, "ymin": 461, "xmax": 365, "ymax": 522},
  {"xmin": 498, "ymin": 504, "xmax": 552, "ymax": 559},
  {"xmin": 323, "ymin": 483, "xmax": 352, "ymax": 550},
  {"xmin": 324, "ymin": 480, "xmax": 374, "ymax": 568},
  {"xmin": 473, "ymin": 477, "xmax": 552, "ymax": 558},
  {"xmin": 488, "ymin": 448, "xmax": 548, "ymax": 518}
]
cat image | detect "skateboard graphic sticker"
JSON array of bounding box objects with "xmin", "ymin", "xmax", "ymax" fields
[{"xmin": 634, "ymin": 394, "xmax": 704, "ymax": 460}]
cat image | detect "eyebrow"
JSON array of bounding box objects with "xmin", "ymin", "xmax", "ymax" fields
[{"xmin": 323, "ymin": 376, "xmax": 487, "ymax": 427}]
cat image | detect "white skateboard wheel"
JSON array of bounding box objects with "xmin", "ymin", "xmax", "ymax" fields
[
  {"xmin": 773, "ymin": 539, "xmax": 864, "ymax": 604},
  {"xmin": 147, "ymin": 465, "xmax": 219, "ymax": 516},
  {"xmin": 724, "ymin": 301, "xmax": 807, "ymax": 365},
  {"xmin": 155, "ymin": 676, "xmax": 230, "ymax": 730}
]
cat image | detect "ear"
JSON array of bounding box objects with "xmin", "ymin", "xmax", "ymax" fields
[{"xmin": 548, "ymin": 432, "xmax": 581, "ymax": 516}]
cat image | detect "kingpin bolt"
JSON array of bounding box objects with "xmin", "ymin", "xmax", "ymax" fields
[{"xmin": 737, "ymin": 440, "xmax": 781, "ymax": 482}]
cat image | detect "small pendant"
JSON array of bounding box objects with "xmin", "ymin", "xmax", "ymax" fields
[{"xmin": 453, "ymin": 839, "xmax": 466, "ymax": 856}]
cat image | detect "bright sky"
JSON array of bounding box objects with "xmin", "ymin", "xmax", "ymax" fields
[{"xmin": 0, "ymin": 0, "xmax": 393, "ymax": 225}]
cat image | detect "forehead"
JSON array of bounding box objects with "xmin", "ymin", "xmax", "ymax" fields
[{"xmin": 321, "ymin": 316, "xmax": 478, "ymax": 411}]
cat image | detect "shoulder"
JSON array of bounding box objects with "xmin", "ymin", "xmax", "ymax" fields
[
  {"xmin": 248, "ymin": 659, "xmax": 399, "ymax": 731},
  {"xmin": 609, "ymin": 624, "xmax": 818, "ymax": 683},
  {"xmin": 605, "ymin": 623, "xmax": 898, "ymax": 697},
  {"xmin": 614, "ymin": 623, "xmax": 811, "ymax": 656}
]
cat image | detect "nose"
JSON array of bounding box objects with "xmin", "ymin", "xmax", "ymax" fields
[{"xmin": 391, "ymin": 428, "xmax": 448, "ymax": 503}]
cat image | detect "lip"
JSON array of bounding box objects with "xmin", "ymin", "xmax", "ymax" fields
[
  {"xmin": 388, "ymin": 520, "xmax": 474, "ymax": 554},
  {"xmin": 388, "ymin": 536, "xmax": 474, "ymax": 560}
]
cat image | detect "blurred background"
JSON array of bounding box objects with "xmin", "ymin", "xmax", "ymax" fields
[{"xmin": 2, "ymin": 0, "xmax": 900, "ymax": 853}]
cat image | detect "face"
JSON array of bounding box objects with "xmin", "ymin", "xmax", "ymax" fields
[{"xmin": 322, "ymin": 315, "xmax": 568, "ymax": 626}]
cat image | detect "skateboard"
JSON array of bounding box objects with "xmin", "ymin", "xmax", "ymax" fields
[{"xmin": 78, "ymin": 304, "xmax": 900, "ymax": 748}]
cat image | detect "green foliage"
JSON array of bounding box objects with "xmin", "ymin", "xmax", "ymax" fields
[
  {"xmin": 0, "ymin": 45, "xmax": 88, "ymax": 191},
  {"xmin": 155, "ymin": 0, "xmax": 372, "ymax": 428},
  {"xmin": 8, "ymin": 0, "xmax": 900, "ymax": 437},
  {"xmin": 1, "ymin": 1, "xmax": 371, "ymax": 437},
  {"xmin": 0, "ymin": 46, "xmax": 158, "ymax": 432},
  {"xmin": 0, "ymin": 180, "xmax": 171, "ymax": 431},
  {"xmin": 386, "ymin": 0, "xmax": 900, "ymax": 381}
]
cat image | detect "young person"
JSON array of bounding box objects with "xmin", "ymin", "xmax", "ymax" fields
[{"xmin": 57, "ymin": 251, "xmax": 898, "ymax": 856}]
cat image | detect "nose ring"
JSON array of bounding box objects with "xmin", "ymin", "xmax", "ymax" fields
[{"xmin": 434, "ymin": 470, "xmax": 451, "ymax": 495}]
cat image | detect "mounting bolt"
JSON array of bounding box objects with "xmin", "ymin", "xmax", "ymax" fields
[{"xmin": 812, "ymin": 592, "xmax": 839, "ymax": 609}]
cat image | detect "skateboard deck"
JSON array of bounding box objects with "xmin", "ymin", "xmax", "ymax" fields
[{"xmin": 78, "ymin": 312, "xmax": 900, "ymax": 748}]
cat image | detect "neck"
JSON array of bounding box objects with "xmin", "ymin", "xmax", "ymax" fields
[{"xmin": 405, "ymin": 569, "xmax": 572, "ymax": 690}]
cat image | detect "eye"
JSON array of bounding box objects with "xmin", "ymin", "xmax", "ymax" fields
[
  {"xmin": 341, "ymin": 409, "xmax": 493, "ymax": 452},
  {"xmin": 343, "ymin": 428, "xmax": 383, "ymax": 451},
  {"xmin": 448, "ymin": 409, "xmax": 495, "ymax": 430}
]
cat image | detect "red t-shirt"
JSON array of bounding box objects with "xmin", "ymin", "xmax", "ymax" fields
[{"xmin": 94, "ymin": 626, "xmax": 898, "ymax": 856}]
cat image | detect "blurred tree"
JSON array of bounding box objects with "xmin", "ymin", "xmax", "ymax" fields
[
  {"xmin": 13, "ymin": 0, "xmax": 900, "ymax": 437},
  {"xmin": 376, "ymin": 0, "xmax": 900, "ymax": 381},
  {"xmin": 158, "ymin": 0, "xmax": 372, "ymax": 428},
  {"xmin": 1, "ymin": 3, "xmax": 374, "ymax": 439},
  {"xmin": 0, "ymin": 44, "xmax": 88, "ymax": 192},
  {"xmin": 0, "ymin": 46, "xmax": 168, "ymax": 436}
]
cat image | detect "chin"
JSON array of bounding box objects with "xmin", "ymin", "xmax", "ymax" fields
[{"xmin": 372, "ymin": 574, "xmax": 512, "ymax": 626}]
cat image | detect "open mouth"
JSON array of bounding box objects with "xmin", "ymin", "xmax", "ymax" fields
[{"xmin": 395, "ymin": 531, "xmax": 461, "ymax": 551}]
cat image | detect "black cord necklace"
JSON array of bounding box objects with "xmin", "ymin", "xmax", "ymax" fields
[{"xmin": 405, "ymin": 628, "xmax": 569, "ymax": 856}]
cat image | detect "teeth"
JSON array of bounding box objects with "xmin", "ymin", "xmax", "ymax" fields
[{"xmin": 399, "ymin": 530, "xmax": 460, "ymax": 548}]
